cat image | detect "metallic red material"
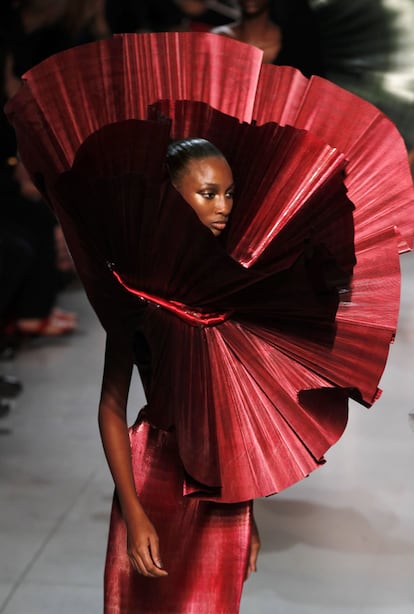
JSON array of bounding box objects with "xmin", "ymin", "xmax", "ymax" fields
[
  {"xmin": 5, "ymin": 32, "xmax": 414, "ymax": 611},
  {"xmin": 105, "ymin": 417, "xmax": 251, "ymax": 613},
  {"xmin": 6, "ymin": 31, "xmax": 413, "ymax": 499},
  {"xmin": 111, "ymin": 269, "xmax": 233, "ymax": 327}
]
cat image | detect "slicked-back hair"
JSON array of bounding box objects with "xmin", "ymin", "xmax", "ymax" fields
[{"xmin": 166, "ymin": 137, "xmax": 225, "ymax": 185}]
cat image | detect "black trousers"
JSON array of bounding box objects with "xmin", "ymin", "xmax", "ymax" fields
[{"xmin": 1, "ymin": 197, "xmax": 59, "ymax": 320}]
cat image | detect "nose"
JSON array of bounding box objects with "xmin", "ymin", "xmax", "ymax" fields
[{"xmin": 214, "ymin": 194, "xmax": 232, "ymax": 216}]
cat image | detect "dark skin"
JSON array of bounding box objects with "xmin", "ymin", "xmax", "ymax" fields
[
  {"xmin": 212, "ymin": 0, "xmax": 282, "ymax": 64},
  {"xmin": 99, "ymin": 334, "xmax": 167, "ymax": 578},
  {"xmin": 172, "ymin": 155, "xmax": 235, "ymax": 235},
  {"xmin": 99, "ymin": 155, "xmax": 260, "ymax": 579}
]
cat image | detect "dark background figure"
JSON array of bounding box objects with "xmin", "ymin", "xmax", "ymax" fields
[
  {"xmin": 0, "ymin": 0, "xmax": 70, "ymax": 76},
  {"xmin": 270, "ymin": 0, "xmax": 324, "ymax": 75},
  {"xmin": 57, "ymin": 0, "xmax": 111, "ymax": 47},
  {"xmin": 0, "ymin": 33, "xmax": 77, "ymax": 340},
  {"xmin": 212, "ymin": 0, "xmax": 324, "ymax": 76},
  {"xmin": 105, "ymin": 0, "xmax": 237, "ymax": 34},
  {"xmin": 105, "ymin": 0, "xmax": 184, "ymax": 33}
]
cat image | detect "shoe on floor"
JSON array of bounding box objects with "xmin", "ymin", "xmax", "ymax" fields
[{"xmin": 0, "ymin": 374, "xmax": 23, "ymax": 398}]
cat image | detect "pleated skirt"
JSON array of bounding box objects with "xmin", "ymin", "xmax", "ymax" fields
[{"xmin": 104, "ymin": 416, "xmax": 252, "ymax": 613}]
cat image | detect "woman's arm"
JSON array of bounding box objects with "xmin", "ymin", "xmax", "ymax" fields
[
  {"xmin": 246, "ymin": 506, "xmax": 261, "ymax": 580},
  {"xmin": 98, "ymin": 332, "xmax": 168, "ymax": 577}
]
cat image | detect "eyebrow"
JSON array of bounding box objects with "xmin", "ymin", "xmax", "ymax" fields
[{"xmin": 199, "ymin": 182, "xmax": 235, "ymax": 189}]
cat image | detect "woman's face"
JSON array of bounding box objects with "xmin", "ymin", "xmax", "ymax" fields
[
  {"xmin": 173, "ymin": 156, "xmax": 234, "ymax": 236},
  {"xmin": 238, "ymin": 0, "xmax": 270, "ymax": 17}
]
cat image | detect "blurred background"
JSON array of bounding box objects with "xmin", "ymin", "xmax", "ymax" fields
[{"xmin": 1, "ymin": 2, "xmax": 414, "ymax": 613}]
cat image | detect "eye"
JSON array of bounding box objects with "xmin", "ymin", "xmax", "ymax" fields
[
  {"xmin": 199, "ymin": 191, "xmax": 216, "ymax": 200},
  {"xmin": 225, "ymin": 190, "xmax": 235, "ymax": 199}
]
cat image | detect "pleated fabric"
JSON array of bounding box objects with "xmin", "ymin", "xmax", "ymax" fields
[
  {"xmin": 5, "ymin": 32, "xmax": 414, "ymax": 502},
  {"xmin": 6, "ymin": 31, "xmax": 414, "ymax": 614},
  {"xmin": 104, "ymin": 416, "xmax": 251, "ymax": 614}
]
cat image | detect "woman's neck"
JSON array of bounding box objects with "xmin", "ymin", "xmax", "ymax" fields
[
  {"xmin": 238, "ymin": 11, "xmax": 273, "ymax": 41},
  {"xmin": 235, "ymin": 12, "xmax": 282, "ymax": 63}
]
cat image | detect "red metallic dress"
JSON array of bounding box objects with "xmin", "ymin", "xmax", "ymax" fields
[{"xmin": 6, "ymin": 33, "xmax": 414, "ymax": 614}]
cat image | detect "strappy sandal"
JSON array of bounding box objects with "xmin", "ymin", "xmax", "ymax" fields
[
  {"xmin": 51, "ymin": 307, "xmax": 78, "ymax": 323},
  {"xmin": 16, "ymin": 314, "xmax": 77, "ymax": 337}
]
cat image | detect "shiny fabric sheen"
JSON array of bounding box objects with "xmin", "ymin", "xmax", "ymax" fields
[
  {"xmin": 5, "ymin": 33, "xmax": 414, "ymax": 502},
  {"xmin": 104, "ymin": 417, "xmax": 251, "ymax": 614},
  {"xmin": 6, "ymin": 32, "xmax": 414, "ymax": 614},
  {"xmin": 111, "ymin": 269, "xmax": 233, "ymax": 327}
]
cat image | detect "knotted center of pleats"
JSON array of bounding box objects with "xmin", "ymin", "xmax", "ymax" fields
[{"xmin": 110, "ymin": 267, "xmax": 232, "ymax": 327}]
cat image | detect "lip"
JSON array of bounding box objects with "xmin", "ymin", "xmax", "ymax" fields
[{"xmin": 211, "ymin": 221, "xmax": 227, "ymax": 231}]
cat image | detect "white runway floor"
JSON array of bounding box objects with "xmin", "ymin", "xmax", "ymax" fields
[{"xmin": 1, "ymin": 254, "xmax": 414, "ymax": 614}]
